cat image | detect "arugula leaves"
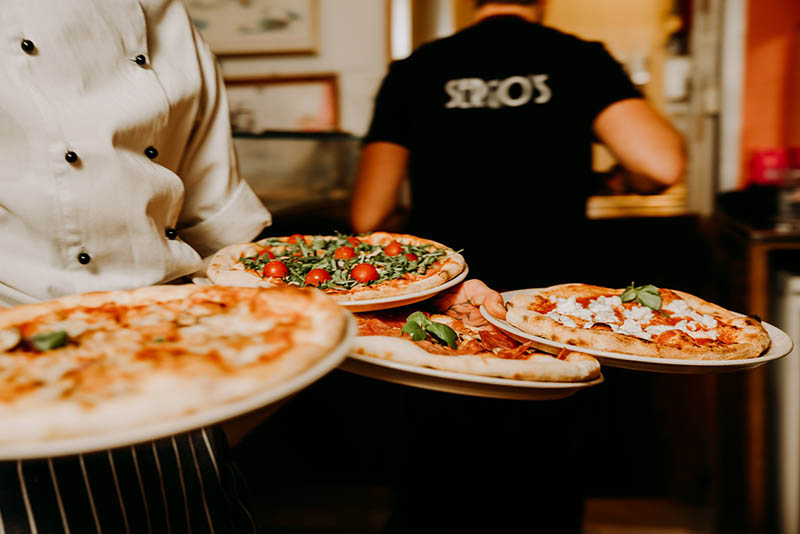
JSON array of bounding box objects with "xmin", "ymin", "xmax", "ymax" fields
[
  {"xmin": 620, "ymin": 282, "xmax": 663, "ymax": 312},
  {"xmin": 401, "ymin": 312, "xmax": 458, "ymax": 349},
  {"xmin": 31, "ymin": 331, "xmax": 68, "ymax": 352},
  {"xmin": 238, "ymin": 234, "xmax": 449, "ymax": 290}
]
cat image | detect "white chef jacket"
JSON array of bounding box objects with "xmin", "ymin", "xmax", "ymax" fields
[{"xmin": 0, "ymin": 0, "xmax": 271, "ymax": 307}]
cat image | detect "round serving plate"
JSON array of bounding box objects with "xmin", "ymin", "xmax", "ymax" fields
[
  {"xmin": 0, "ymin": 314, "xmax": 357, "ymax": 460},
  {"xmin": 195, "ymin": 267, "xmax": 469, "ymax": 313},
  {"xmin": 338, "ymin": 266, "xmax": 469, "ymax": 312},
  {"xmin": 480, "ymin": 288, "xmax": 794, "ymax": 375},
  {"xmin": 340, "ymin": 352, "xmax": 603, "ymax": 400}
]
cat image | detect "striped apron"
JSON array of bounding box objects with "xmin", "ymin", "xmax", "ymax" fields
[{"xmin": 0, "ymin": 428, "xmax": 258, "ymax": 533}]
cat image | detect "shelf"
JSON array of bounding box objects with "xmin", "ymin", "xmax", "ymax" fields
[{"xmin": 587, "ymin": 183, "xmax": 689, "ymax": 219}]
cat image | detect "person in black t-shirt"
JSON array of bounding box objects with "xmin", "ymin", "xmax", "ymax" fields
[
  {"xmin": 351, "ymin": 0, "xmax": 685, "ymax": 290},
  {"xmin": 349, "ymin": 2, "xmax": 686, "ymax": 532}
]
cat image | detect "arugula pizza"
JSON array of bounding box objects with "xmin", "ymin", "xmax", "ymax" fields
[
  {"xmin": 353, "ymin": 308, "xmax": 601, "ymax": 382},
  {"xmin": 0, "ymin": 285, "xmax": 350, "ymax": 444},
  {"xmin": 206, "ymin": 232, "xmax": 466, "ymax": 301},
  {"xmin": 504, "ymin": 283, "xmax": 771, "ymax": 360}
]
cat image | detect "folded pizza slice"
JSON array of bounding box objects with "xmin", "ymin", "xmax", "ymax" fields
[{"xmin": 353, "ymin": 309, "xmax": 600, "ymax": 382}]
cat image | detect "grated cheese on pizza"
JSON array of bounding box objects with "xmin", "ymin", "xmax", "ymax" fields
[
  {"xmin": 505, "ymin": 283, "xmax": 771, "ymax": 360},
  {"xmin": 543, "ymin": 294, "xmax": 720, "ymax": 341}
]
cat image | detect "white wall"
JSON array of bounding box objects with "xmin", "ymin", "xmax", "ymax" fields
[
  {"xmin": 219, "ymin": 0, "xmax": 389, "ymax": 136},
  {"xmin": 719, "ymin": 0, "xmax": 747, "ymax": 192}
]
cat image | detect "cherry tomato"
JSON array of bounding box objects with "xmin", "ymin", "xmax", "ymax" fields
[
  {"xmin": 404, "ymin": 253, "xmax": 419, "ymax": 262},
  {"xmin": 334, "ymin": 246, "xmax": 356, "ymax": 260},
  {"xmin": 305, "ymin": 268, "xmax": 332, "ymax": 286},
  {"xmin": 350, "ymin": 263, "xmax": 379, "ymax": 283},
  {"xmin": 287, "ymin": 234, "xmax": 305, "ymax": 244},
  {"xmin": 383, "ymin": 241, "xmax": 403, "ymax": 257},
  {"xmin": 262, "ymin": 260, "xmax": 288, "ymax": 278},
  {"xmin": 258, "ymin": 248, "xmax": 275, "ymax": 260},
  {"xmin": 347, "ymin": 237, "xmax": 361, "ymax": 248}
]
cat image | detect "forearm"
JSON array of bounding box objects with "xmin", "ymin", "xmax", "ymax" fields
[
  {"xmin": 602, "ymin": 165, "xmax": 679, "ymax": 196},
  {"xmin": 350, "ymin": 142, "xmax": 410, "ymax": 233},
  {"xmin": 594, "ymin": 99, "xmax": 686, "ymax": 192},
  {"xmin": 625, "ymin": 171, "xmax": 676, "ymax": 195}
]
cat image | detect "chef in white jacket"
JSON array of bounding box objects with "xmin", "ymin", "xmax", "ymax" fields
[{"xmin": 0, "ymin": 1, "xmax": 271, "ymax": 531}]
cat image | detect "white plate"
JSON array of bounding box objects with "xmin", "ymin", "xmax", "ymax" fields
[
  {"xmin": 480, "ymin": 289, "xmax": 794, "ymax": 374},
  {"xmin": 194, "ymin": 267, "xmax": 470, "ymax": 313},
  {"xmin": 340, "ymin": 352, "xmax": 603, "ymax": 400},
  {"xmin": 0, "ymin": 315, "xmax": 357, "ymax": 460},
  {"xmin": 338, "ymin": 266, "xmax": 469, "ymax": 312}
]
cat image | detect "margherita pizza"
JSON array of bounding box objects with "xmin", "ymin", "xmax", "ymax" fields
[
  {"xmin": 504, "ymin": 283, "xmax": 771, "ymax": 360},
  {"xmin": 354, "ymin": 308, "xmax": 600, "ymax": 382},
  {"xmin": 0, "ymin": 285, "xmax": 349, "ymax": 444},
  {"xmin": 206, "ymin": 232, "xmax": 466, "ymax": 301}
]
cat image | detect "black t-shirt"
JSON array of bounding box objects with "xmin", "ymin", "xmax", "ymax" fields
[{"xmin": 364, "ymin": 16, "xmax": 641, "ymax": 287}]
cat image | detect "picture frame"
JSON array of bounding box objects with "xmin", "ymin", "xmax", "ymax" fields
[
  {"xmin": 187, "ymin": 0, "xmax": 318, "ymax": 56},
  {"xmin": 224, "ymin": 74, "xmax": 339, "ymax": 134}
]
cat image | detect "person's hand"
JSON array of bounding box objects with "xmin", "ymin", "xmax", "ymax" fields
[{"xmin": 431, "ymin": 279, "xmax": 506, "ymax": 327}]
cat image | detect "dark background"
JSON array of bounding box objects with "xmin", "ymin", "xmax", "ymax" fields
[{"xmin": 234, "ymin": 212, "xmax": 741, "ymax": 532}]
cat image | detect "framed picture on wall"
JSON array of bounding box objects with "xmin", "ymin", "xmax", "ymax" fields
[
  {"xmin": 225, "ymin": 74, "xmax": 339, "ymax": 134},
  {"xmin": 187, "ymin": 0, "xmax": 318, "ymax": 56}
]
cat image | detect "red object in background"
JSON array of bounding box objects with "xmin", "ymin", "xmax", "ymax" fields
[
  {"xmin": 788, "ymin": 147, "xmax": 800, "ymax": 182},
  {"xmin": 750, "ymin": 149, "xmax": 789, "ymax": 185},
  {"xmin": 789, "ymin": 147, "xmax": 800, "ymax": 169}
]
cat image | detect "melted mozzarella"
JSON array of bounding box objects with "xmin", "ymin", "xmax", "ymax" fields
[
  {"xmin": 546, "ymin": 311, "xmax": 577, "ymax": 328},
  {"xmin": 212, "ymin": 342, "xmax": 284, "ymax": 367},
  {"xmin": 623, "ymin": 306, "xmax": 653, "ymax": 323},
  {"xmin": 553, "ymin": 296, "xmax": 593, "ymax": 322},
  {"xmin": 35, "ymin": 317, "xmax": 116, "ymax": 338},
  {"xmin": 613, "ymin": 318, "xmax": 649, "ymax": 339},
  {"xmin": 543, "ymin": 294, "xmax": 720, "ymax": 342},
  {"xmin": 194, "ymin": 315, "xmax": 276, "ymax": 337}
]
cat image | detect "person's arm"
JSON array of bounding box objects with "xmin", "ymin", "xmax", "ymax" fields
[
  {"xmin": 349, "ymin": 142, "xmax": 409, "ymax": 233},
  {"xmin": 593, "ymin": 99, "xmax": 686, "ymax": 194},
  {"xmin": 581, "ymin": 42, "xmax": 686, "ymax": 195},
  {"xmin": 350, "ymin": 60, "xmax": 413, "ymax": 233}
]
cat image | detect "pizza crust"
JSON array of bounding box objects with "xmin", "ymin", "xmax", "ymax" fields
[
  {"xmin": 352, "ymin": 336, "xmax": 600, "ymax": 382},
  {"xmin": 505, "ymin": 284, "xmax": 771, "ymax": 360},
  {"xmin": 206, "ymin": 233, "xmax": 466, "ymax": 301},
  {"xmin": 0, "ymin": 285, "xmax": 350, "ymax": 443},
  {"xmin": 206, "ymin": 243, "xmax": 272, "ymax": 288}
]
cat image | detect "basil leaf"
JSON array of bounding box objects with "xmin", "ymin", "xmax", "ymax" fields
[
  {"xmin": 638, "ymin": 284, "xmax": 660, "ymax": 296},
  {"xmin": 637, "ymin": 291, "xmax": 662, "ymax": 311},
  {"xmin": 620, "ymin": 286, "xmax": 637, "ymax": 302},
  {"xmin": 405, "ymin": 311, "xmax": 429, "ymax": 328},
  {"xmin": 31, "ymin": 331, "xmax": 68, "ymax": 352},
  {"xmin": 401, "ymin": 321, "xmax": 427, "ymax": 341},
  {"xmin": 425, "ymin": 323, "xmax": 458, "ymax": 350}
]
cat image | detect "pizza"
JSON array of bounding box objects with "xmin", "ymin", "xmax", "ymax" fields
[
  {"xmin": 353, "ymin": 308, "xmax": 601, "ymax": 382},
  {"xmin": 504, "ymin": 283, "xmax": 771, "ymax": 360},
  {"xmin": 206, "ymin": 232, "xmax": 466, "ymax": 302},
  {"xmin": 0, "ymin": 285, "xmax": 349, "ymax": 444}
]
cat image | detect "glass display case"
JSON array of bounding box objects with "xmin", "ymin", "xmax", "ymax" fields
[
  {"xmin": 234, "ymin": 131, "xmax": 361, "ymax": 223},
  {"xmin": 233, "ymin": 132, "xmax": 361, "ymax": 235}
]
